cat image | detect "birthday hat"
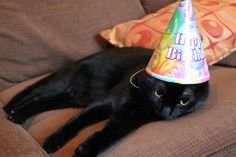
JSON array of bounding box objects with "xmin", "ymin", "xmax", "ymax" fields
[{"xmin": 145, "ymin": 0, "xmax": 210, "ymax": 84}]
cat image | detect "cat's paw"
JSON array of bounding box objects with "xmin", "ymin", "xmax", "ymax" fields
[
  {"xmin": 7, "ymin": 110, "xmax": 25, "ymax": 124},
  {"xmin": 43, "ymin": 133, "xmax": 66, "ymax": 153},
  {"xmin": 3, "ymin": 104, "xmax": 14, "ymax": 114}
]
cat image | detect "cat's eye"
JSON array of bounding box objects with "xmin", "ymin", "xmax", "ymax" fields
[
  {"xmin": 155, "ymin": 90, "xmax": 163, "ymax": 98},
  {"xmin": 179, "ymin": 97, "xmax": 190, "ymax": 106}
]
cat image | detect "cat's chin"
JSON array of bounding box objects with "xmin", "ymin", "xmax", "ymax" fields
[
  {"xmin": 159, "ymin": 109, "xmax": 194, "ymax": 120},
  {"xmin": 158, "ymin": 115, "xmax": 177, "ymax": 121},
  {"xmin": 150, "ymin": 105, "xmax": 177, "ymax": 120},
  {"xmin": 158, "ymin": 107, "xmax": 182, "ymax": 120}
]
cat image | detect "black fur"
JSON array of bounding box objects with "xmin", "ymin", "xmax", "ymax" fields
[{"xmin": 4, "ymin": 47, "xmax": 209, "ymax": 157}]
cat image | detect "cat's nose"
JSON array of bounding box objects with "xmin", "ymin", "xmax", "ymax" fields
[
  {"xmin": 161, "ymin": 107, "xmax": 170, "ymax": 116},
  {"xmin": 160, "ymin": 107, "xmax": 174, "ymax": 120}
]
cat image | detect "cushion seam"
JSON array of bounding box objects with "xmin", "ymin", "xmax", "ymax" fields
[
  {"xmin": 206, "ymin": 142, "xmax": 236, "ymax": 157},
  {"xmin": 20, "ymin": 127, "xmax": 49, "ymax": 157},
  {"xmin": 138, "ymin": 0, "xmax": 149, "ymax": 14}
]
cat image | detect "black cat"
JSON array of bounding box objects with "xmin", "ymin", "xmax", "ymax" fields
[{"xmin": 3, "ymin": 47, "xmax": 209, "ymax": 157}]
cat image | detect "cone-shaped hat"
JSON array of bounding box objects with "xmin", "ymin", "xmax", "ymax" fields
[{"xmin": 146, "ymin": 0, "xmax": 210, "ymax": 84}]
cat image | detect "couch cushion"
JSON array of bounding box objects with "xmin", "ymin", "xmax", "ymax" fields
[
  {"xmin": 0, "ymin": 0, "xmax": 145, "ymax": 91},
  {"xmin": 0, "ymin": 66, "xmax": 235, "ymax": 157}
]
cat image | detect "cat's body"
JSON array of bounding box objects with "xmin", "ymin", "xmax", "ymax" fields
[{"xmin": 4, "ymin": 47, "xmax": 209, "ymax": 157}]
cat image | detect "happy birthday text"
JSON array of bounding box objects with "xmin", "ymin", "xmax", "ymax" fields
[{"xmin": 166, "ymin": 33, "xmax": 205, "ymax": 62}]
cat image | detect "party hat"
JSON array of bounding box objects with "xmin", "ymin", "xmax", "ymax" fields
[{"xmin": 145, "ymin": 0, "xmax": 210, "ymax": 84}]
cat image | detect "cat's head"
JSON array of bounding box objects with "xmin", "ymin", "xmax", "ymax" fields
[{"xmin": 132, "ymin": 71, "xmax": 210, "ymax": 120}]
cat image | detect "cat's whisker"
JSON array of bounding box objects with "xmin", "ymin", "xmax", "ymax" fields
[{"xmin": 129, "ymin": 68, "xmax": 144, "ymax": 89}]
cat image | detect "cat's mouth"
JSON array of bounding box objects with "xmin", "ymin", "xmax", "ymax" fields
[{"xmin": 154, "ymin": 106, "xmax": 180, "ymax": 120}]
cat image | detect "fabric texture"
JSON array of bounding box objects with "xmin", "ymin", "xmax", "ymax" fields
[
  {"xmin": 209, "ymin": 143, "xmax": 236, "ymax": 157},
  {"xmin": 0, "ymin": 66, "xmax": 235, "ymax": 157},
  {"xmin": 140, "ymin": 0, "xmax": 176, "ymax": 13},
  {"xmin": 0, "ymin": 0, "xmax": 145, "ymax": 92},
  {"xmin": 100, "ymin": 0, "xmax": 236, "ymax": 66},
  {"xmin": 0, "ymin": 107, "xmax": 49, "ymax": 157},
  {"xmin": 219, "ymin": 49, "xmax": 236, "ymax": 67}
]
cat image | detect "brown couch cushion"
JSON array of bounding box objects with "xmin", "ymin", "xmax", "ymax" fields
[
  {"xmin": 0, "ymin": 0, "xmax": 145, "ymax": 92},
  {"xmin": 0, "ymin": 66, "xmax": 236, "ymax": 157}
]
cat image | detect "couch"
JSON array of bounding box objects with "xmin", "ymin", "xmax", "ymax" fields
[{"xmin": 0, "ymin": 0, "xmax": 235, "ymax": 156}]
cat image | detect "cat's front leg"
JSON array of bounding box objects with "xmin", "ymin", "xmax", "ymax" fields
[
  {"xmin": 43, "ymin": 96, "xmax": 119, "ymax": 153},
  {"xmin": 74, "ymin": 111, "xmax": 144, "ymax": 157}
]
